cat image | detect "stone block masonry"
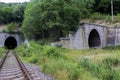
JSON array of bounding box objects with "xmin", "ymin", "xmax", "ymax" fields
[
  {"xmin": 0, "ymin": 32, "xmax": 23, "ymax": 48},
  {"xmin": 60, "ymin": 23, "xmax": 120, "ymax": 49}
]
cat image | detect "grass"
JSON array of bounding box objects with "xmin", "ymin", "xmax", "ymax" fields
[
  {"xmin": 89, "ymin": 12, "xmax": 111, "ymax": 22},
  {"xmin": 0, "ymin": 48, "xmax": 6, "ymax": 58},
  {"xmin": 15, "ymin": 41, "xmax": 120, "ymax": 80},
  {"xmin": 81, "ymin": 12, "xmax": 120, "ymax": 27}
]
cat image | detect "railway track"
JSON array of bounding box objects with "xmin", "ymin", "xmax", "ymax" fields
[{"xmin": 0, "ymin": 50, "xmax": 53, "ymax": 80}]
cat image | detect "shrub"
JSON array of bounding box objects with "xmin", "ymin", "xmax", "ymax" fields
[
  {"xmin": 29, "ymin": 55, "xmax": 38, "ymax": 64},
  {"xmin": 44, "ymin": 46, "xmax": 61, "ymax": 58},
  {"xmin": 90, "ymin": 13, "xmax": 104, "ymax": 20},
  {"xmin": 102, "ymin": 57, "xmax": 120, "ymax": 67}
]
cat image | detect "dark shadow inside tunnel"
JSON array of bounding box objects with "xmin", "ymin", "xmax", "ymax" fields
[
  {"xmin": 4, "ymin": 36, "xmax": 17, "ymax": 49},
  {"xmin": 88, "ymin": 29, "xmax": 101, "ymax": 48}
]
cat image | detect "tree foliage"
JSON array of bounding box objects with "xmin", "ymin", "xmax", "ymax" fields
[
  {"xmin": 22, "ymin": 0, "xmax": 94, "ymax": 40},
  {"xmin": 0, "ymin": 2, "xmax": 26, "ymax": 25},
  {"xmin": 93, "ymin": 0, "xmax": 120, "ymax": 14},
  {"xmin": 1, "ymin": 0, "xmax": 120, "ymax": 41}
]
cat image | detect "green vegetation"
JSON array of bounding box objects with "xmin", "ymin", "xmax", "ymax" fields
[
  {"xmin": 93, "ymin": 0, "xmax": 120, "ymax": 14},
  {"xmin": 90, "ymin": 13, "xmax": 111, "ymax": 21},
  {"xmin": 89, "ymin": 13, "xmax": 120, "ymax": 24},
  {"xmin": 16, "ymin": 41, "xmax": 120, "ymax": 80},
  {"xmin": 0, "ymin": 2, "xmax": 26, "ymax": 25},
  {"xmin": 6, "ymin": 23, "xmax": 17, "ymax": 32},
  {"xmin": 1, "ymin": 0, "xmax": 120, "ymax": 79},
  {"xmin": 88, "ymin": 13, "xmax": 120, "ymax": 24},
  {"xmin": 22, "ymin": 0, "xmax": 120, "ymax": 40},
  {"xmin": 0, "ymin": 48, "xmax": 6, "ymax": 58},
  {"xmin": 22, "ymin": 0, "xmax": 85, "ymax": 40},
  {"xmin": 1, "ymin": 0, "xmax": 120, "ymax": 40}
]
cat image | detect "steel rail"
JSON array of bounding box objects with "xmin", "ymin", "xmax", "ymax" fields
[
  {"xmin": 0, "ymin": 50, "xmax": 9, "ymax": 71},
  {"xmin": 13, "ymin": 51, "xmax": 33, "ymax": 80},
  {"xmin": 0, "ymin": 50, "xmax": 33, "ymax": 80}
]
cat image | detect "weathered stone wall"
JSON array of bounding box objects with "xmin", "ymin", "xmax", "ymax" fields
[
  {"xmin": 0, "ymin": 32, "xmax": 23, "ymax": 47},
  {"xmin": 82, "ymin": 23, "xmax": 107, "ymax": 49},
  {"xmin": 60, "ymin": 38, "xmax": 70, "ymax": 48},
  {"xmin": 60, "ymin": 23, "xmax": 120, "ymax": 49},
  {"xmin": 69, "ymin": 27, "xmax": 84, "ymax": 49},
  {"xmin": 114, "ymin": 27, "xmax": 120, "ymax": 46},
  {"xmin": 68, "ymin": 23, "xmax": 107, "ymax": 49},
  {"xmin": 106, "ymin": 28, "xmax": 116, "ymax": 46}
]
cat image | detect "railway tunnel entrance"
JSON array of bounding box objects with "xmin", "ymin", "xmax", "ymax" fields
[
  {"xmin": 88, "ymin": 29, "xmax": 101, "ymax": 48},
  {"xmin": 4, "ymin": 36, "xmax": 17, "ymax": 49}
]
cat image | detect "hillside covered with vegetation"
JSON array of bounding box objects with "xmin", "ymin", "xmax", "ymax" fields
[
  {"xmin": 22, "ymin": 0, "xmax": 120, "ymax": 40},
  {"xmin": 1, "ymin": 0, "xmax": 120, "ymax": 40}
]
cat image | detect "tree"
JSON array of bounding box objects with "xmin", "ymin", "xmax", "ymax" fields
[
  {"xmin": 12, "ymin": 3, "xmax": 26, "ymax": 23},
  {"xmin": 93, "ymin": 0, "xmax": 120, "ymax": 14},
  {"xmin": 22, "ymin": 0, "xmax": 94, "ymax": 40},
  {"xmin": 0, "ymin": 2, "xmax": 26, "ymax": 24}
]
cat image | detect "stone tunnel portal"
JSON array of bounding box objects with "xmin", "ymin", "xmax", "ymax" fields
[
  {"xmin": 4, "ymin": 36, "xmax": 17, "ymax": 49},
  {"xmin": 88, "ymin": 29, "xmax": 101, "ymax": 48}
]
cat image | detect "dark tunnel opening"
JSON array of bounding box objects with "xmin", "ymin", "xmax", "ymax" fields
[
  {"xmin": 4, "ymin": 36, "xmax": 17, "ymax": 49},
  {"xmin": 88, "ymin": 29, "xmax": 101, "ymax": 48}
]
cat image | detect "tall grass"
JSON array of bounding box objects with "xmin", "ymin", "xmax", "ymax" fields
[
  {"xmin": 16, "ymin": 41, "xmax": 120, "ymax": 80},
  {"xmin": 89, "ymin": 12, "xmax": 120, "ymax": 24}
]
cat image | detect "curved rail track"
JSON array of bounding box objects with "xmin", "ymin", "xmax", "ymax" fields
[{"xmin": 0, "ymin": 50, "xmax": 53, "ymax": 80}]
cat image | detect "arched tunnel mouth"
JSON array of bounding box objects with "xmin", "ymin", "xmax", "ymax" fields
[
  {"xmin": 4, "ymin": 36, "xmax": 17, "ymax": 49},
  {"xmin": 88, "ymin": 29, "xmax": 101, "ymax": 48}
]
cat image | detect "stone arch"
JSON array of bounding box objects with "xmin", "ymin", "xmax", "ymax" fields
[
  {"xmin": 88, "ymin": 29, "xmax": 101, "ymax": 48},
  {"xmin": 4, "ymin": 36, "xmax": 17, "ymax": 49}
]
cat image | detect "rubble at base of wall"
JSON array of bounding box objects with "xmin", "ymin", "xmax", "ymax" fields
[
  {"xmin": 59, "ymin": 37, "xmax": 70, "ymax": 48},
  {"xmin": 50, "ymin": 37, "xmax": 71, "ymax": 48},
  {"xmin": 50, "ymin": 42, "xmax": 62, "ymax": 47}
]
